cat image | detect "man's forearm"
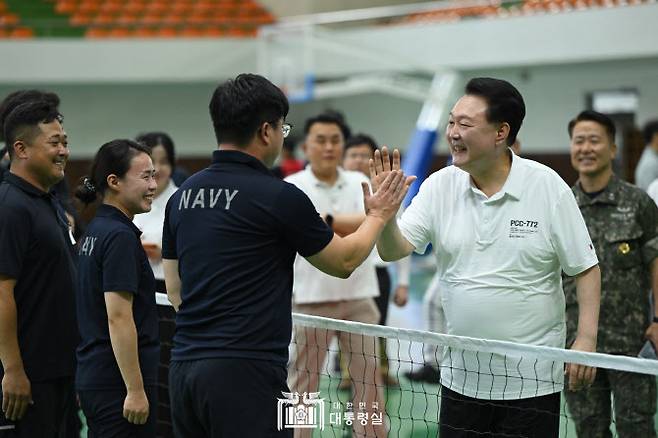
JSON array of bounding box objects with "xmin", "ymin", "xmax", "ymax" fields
[
  {"xmin": 337, "ymin": 214, "xmax": 386, "ymax": 273},
  {"xmin": 377, "ymin": 218, "xmax": 414, "ymax": 262},
  {"xmin": 574, "ymin": 265, "xmax": 601, "ymax": 342},
  {"xmin": 331, "ymin": 213, "xmax": 366, "ymax": 237},
  {"xmin": 163, "ymin": 259, "xmax": 181, "ymax": 312},
  {"xmin": 0, "ymin": 279, "xmax": 24, "ymax": 373}
]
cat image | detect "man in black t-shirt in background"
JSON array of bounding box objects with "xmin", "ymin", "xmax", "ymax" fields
[
  {"xmin": 0, "ymin": 101, "xmax": 78, "ymax": 435},
  {"xmin": 162, "ymin": 74, "xmax": 414, "ymax": 437}
]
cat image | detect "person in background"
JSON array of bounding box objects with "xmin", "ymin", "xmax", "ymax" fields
[
  {"xmin": 286, "ymin": 114, "xmax": 387, "ymax": 437},
  {"xmin": 75, "ymin": 139, "xmax": 159, "ymax": 436},
  {"xmin": 342, "ymin": 133, "xmax": 411, "ymax": 388},
  {"xmin": 635, "ymin": 119, "xmax": 658, "ymax": 191},
  {"xmin": 133, "ymin": 131, "xmax": 178, "ymax": 438},
  {"xmin": 134, "ymin": 132, "xmax": 179, "ymax": 293},
  {"xmin": 564, "ymin": 110, "xmax": 658, "ymax": 437},
  {"xmin": 0, "ymin": 100, "xmax": 78, "ymax": 436},
  {"xmin": 647, "ymin": 178, "xmax": 658, "ymax": 206},
  {"xmin": 272, "ymin": 135, "xmax": 304, "ymax": 179}
]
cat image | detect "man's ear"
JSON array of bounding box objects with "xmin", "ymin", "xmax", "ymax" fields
[
  {"xmin": 11, "ymin": 140, "xmax": 28, "ymax": 160},
  {"xmin": 259, "ymin": 121, "xmax": 273, "ymax": 145},
  {"xmin": 496, "ymin": 122, "xmax": 511, "ymax": 146}
]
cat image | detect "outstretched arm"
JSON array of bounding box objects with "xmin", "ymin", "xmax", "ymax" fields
[
  {"xmin": 369, "ymin": 147, "xmax": 416, "ymax": 261},
  {"xmin": 307, "ymin": 161, "xmax": 415, "ymax": 278}
]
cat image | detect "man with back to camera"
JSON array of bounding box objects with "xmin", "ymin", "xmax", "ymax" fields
[
  {"xmin": 635, "ymin": 119, "xmax": 658, "ymax": 191},
  {"xmin": 371, "ymin": 77, "xmax": 601, "ymax": 437},
  {"xmin": 564, "ymin": 110, "xmax": 658, "ymax": 437},
  {"xmin": 161, "ymin": 74, "xmax": 414, "ymax": 437},
  {"xmin": 0, "ymin": 100, "xmax": 78, "ymax": 436}
]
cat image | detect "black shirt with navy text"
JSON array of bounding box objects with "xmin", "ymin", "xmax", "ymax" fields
[
  {"xmin": 76, "ymin": 204, "xmax": 159, "ymax": 390},
  {"xmin": 163, "ymin": 150, "xmax": 333, "ymax": 365}
]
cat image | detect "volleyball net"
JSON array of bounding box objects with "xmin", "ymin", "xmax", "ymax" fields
[{"xmin": 155, "ymin": 293, "xmax": 658, "ymax": 437}]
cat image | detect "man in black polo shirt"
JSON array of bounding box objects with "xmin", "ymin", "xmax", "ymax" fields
[
  {"xmin": 162, "ymin": 74, "xmax": 414, "ymax": 437},
  {"xmin": 0, "ymin": 100, "xmax": 78, "ymax": 435}
]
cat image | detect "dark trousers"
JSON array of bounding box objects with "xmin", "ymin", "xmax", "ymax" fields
[
  {"xmin": 439, "ymin": 385, "xmax": 560, "ymax": 437},
  {"xmin": 78, "ymin": 386, "xmax": 157, "ymax": 438},
  {"xmin": 169, "ymin": 358, "xmax": 293, "ymax": 438},
  {"xmin": 0, "ymin": 377, "xmax": 75, "ymax": 438}
]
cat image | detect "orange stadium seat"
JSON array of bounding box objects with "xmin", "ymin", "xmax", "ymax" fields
[
  {"xmin": 155, "ymin": 27, "xmax": 177, "ymax": 38},
  {"xmin": 55, "ymin": 1, "xmax": 77, "ymax": 15},
  {"xmin": 85, "ymin": 26, "xmax": 108, "ymax": 38},
  {"xmin": 70, "ymin": 12, "xmax": 92, "ymax": 26},
  {"xmin": 108, "ymin": 27, "xmax": 130, "ymax": 38},
  {"xmin": 132, "ymin": 27, "xmax": 156, "ymax": 38},
  {"xmin": 0, "ymin": 13, "xmax": 19, "ymax": 26}
]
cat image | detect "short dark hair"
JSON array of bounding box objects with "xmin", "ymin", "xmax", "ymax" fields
[
  {"xmin": 4, "ymin": 100, "xmax": 62, "ymax": 160},
  {"xmin": 209, "ymin": 73, "xmax": 289, "ymax": 146},
  {"xmin": 643, "ymin": 119, "xmax": 658, "ymax": 145},
  {"xmin": 303, "ymin": 110, "xmax": 351, "ymax": 140},
  {"xmin": 464, "ymin": 77, "xmax": 525, "ymax": 146},
  {"xmin": 345, "ymin": 133, "xmax": 378, "ymax": 154},
  {"xmin": 0, "ymin": 89, "xmax": 60, "ymax": 142},
  {"xmin": 568, "ymin": 110, "xmax": 616, "ymax": 142},
  {"xmin": 136, "ymin": 131, "xmax": 176, "ymax": 170},
  {"xmin": 75, "ymin": 139, "xmax": 151, "ymax": 204}
]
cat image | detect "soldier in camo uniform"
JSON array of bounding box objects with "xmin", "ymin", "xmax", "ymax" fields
[{"xmin": 564, "ymin": 110, "xmax": 658, "ymax": 437}]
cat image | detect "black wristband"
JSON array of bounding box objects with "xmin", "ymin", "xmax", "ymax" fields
[
  {"xmin": 653, "ymin": 316, "xmax": 658, "ymax": 324},
  {"xmin": 325, "ymin": 214, "xmax": 334, "ymax": 230}
]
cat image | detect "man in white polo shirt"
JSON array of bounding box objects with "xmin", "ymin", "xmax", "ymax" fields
[
  {"xmin": 286, "ymin": 112, "xmax": 386, "ymax": 438},
  {"xmin": 374, "ymin": 78, "xmax": 601, "ymax": 437}
]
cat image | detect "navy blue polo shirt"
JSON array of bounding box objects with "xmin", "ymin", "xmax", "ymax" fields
[
  {"xmin": 0, "ymin": 173, "xmax": 78, "ymax": 382},
  {"xmin": 76, "ymin": 204, "xmax": 159, "ymax": 390},
  {"xmin": 162, "ymin": 150, "xmax": 333, "ymax": 365}
]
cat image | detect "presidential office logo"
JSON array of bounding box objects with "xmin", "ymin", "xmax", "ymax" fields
[
  {"xmin": 509, "ymin": 219, "xmax": 540, "ymax": 239},
  {"xmin": 277, "ymin": 392, "xmax": 325, "ymax": 431}
]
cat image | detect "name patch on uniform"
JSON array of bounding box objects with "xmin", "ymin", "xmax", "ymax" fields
[
  {"xmin": 178, "ymin": 188, "xmax": 239, "ymax": 211},
  {"xmin": 509, "ymin": 219, "xmax": 539, "ymax": 239}
]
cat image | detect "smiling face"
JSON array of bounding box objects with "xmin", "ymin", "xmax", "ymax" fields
[
  {"xmin": 303, "ymin": 122, "xmax": 344, "ymax": 178},
  {"xmin": 570, "ymin": 120, "xmax": 616, "ymax": 178},
  {"xmin": 111, "ymin": 152, "xmax": 157, "ymax": 216},
  {"xmin": 150, "ymin": 144, "xmax": 172, "ymax": 197},
  {"xmin": 22, "ymin": 119, "xmax": 69, "ymax": 191},
  {"xmin": 446, "ymin": 95, "xmax": 507, "ymax": 175}
]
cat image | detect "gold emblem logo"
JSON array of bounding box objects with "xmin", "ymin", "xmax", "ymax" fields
[{"xmin": 618, "ymin": 243, "xmax": 630, "ymax": 255}]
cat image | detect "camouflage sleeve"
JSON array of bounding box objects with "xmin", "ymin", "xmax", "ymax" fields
[{"xmin": 639, "ymin": 191, "xmax": 658, "ymax": 265}]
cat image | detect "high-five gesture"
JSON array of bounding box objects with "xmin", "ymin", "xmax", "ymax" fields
[
  {"xmin": 369, "ymin": 147, "xmax": 415, "ymax": 196},
  {"xmin": 361, "ymin": 168, "xmax": 413, "ymax": 224},
  {"xmin": 364, "ymin": 146, "xmax": 416, "ymax": 221}
]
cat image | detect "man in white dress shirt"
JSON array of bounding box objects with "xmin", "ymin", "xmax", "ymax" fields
[{"xmin": 286, "ymin": 113, "xmax": 386, "ymax": 438}]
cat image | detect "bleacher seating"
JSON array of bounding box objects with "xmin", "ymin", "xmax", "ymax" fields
[
  {"xmin": 0, "ymin": 0, "xmax": 275, "ymax": 39},
  {"xmin": 397, "ymin": 0, "xmax": 655, "ymax": 25}
]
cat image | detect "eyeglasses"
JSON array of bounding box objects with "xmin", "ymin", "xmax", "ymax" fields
[{"xmin": 282, "ymin": 123, "xmax": 293, "ymax": 139}]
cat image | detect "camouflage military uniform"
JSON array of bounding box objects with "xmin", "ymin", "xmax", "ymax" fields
[{"xmin": 563, "ymin": 175, "xmax": 658, "ymax": 438}]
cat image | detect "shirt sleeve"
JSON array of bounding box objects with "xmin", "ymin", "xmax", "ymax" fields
[
  {"xmin": 0, "ymin": 204, "xmax": 31, "ymax": 279},
  {"xmin": 274, "ymin": 183, "xmax": 334, "ymax": 258},
  {"xmin": 638, "ymin": 191, "xmax": 658, "ymax": 265},
  {"xmin": 102, "ymin": 230, "xmax": 140, "ymax": 294},
  {"xmin": 550, "ymin": 189, "xmax": 599, "ymax": 276},
  {"xmin": 398, "ymin": 176, "xmax": 435, "ymax": 254},
  {"xmin": 161, "ymin": 195, "xmax": 177, "ymax": 260}
]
